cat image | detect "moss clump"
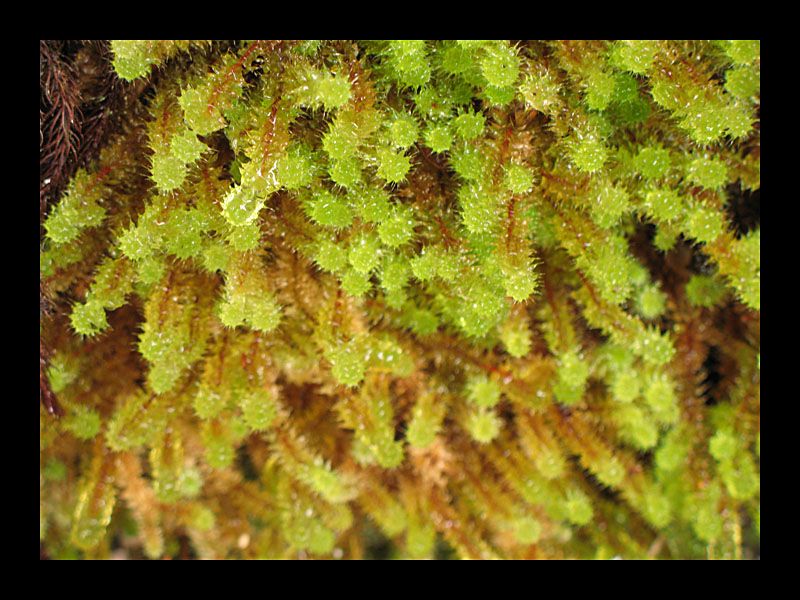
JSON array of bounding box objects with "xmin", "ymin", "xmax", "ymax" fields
[{"xmin": 41, "ymin": 40, "xmax": 759, "ymax": 559}]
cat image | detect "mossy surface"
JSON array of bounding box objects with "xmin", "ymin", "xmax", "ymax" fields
[{"xmin": 40, "ymin": 40, "xmax": 759, "ymax": 559}]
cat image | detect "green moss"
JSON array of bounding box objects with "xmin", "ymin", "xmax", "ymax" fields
[{"xmin": 40, "ymin": 40, "xmax": 759, "ymax": 560}]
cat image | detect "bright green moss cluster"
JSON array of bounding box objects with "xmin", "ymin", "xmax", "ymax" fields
[{"xmin": 41, "ymin": 40, "xmax": 759, "ymax": 559}]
